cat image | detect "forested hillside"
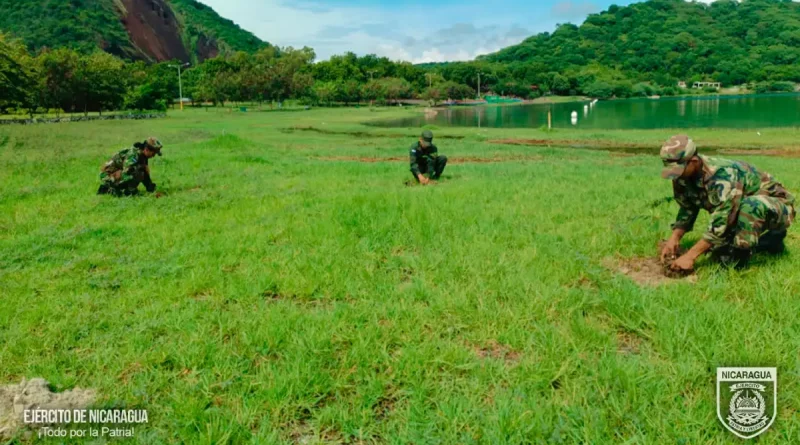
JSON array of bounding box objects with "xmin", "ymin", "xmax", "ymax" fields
[
  {"xmin": 482, "ymin": 0, "xmax": 800, "ymax": 87},
  {"xmin": 0, "ymin": 0, "xmax": 268, "ymax": 62},
  {"xmin": 5, "ymin": 0, "xmax": 800, "ymax": 116}
]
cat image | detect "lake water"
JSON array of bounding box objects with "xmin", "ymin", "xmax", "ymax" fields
[{"xmin": 374, "ymin": 94, "xmax": 800, "ymax": 129}]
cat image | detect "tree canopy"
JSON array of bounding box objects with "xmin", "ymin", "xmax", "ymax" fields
[{"xmin": 482, "ymin": 0, "xmax": 800, "ymax": 86}]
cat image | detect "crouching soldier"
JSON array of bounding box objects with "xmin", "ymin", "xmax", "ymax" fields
[
  {"xmin": 410, "ymin": 130, "xmax": 447, "ymax": 185},
  {"xmin": 98, "ymin": 137, "xmax": 162, "ymax": 196},
  {"xmin": 660, "ymin": 135, "xmax": 795, "ymax": 270}
]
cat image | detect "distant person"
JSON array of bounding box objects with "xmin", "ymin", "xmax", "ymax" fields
[
  {"xmin": 660, "ymin": 135, "xmax": 795, "ymax": 270},
  {"xmin": 98, "ymin": 137, "xmax": 163, "ymax": 196},
  {"xmin": 410, "ymin": 130, "xmax": 447, "ymax": 185}
]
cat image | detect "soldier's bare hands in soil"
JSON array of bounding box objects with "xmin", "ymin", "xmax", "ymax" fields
[
  {"xmin": 670, "ymin": 254, "xmax": 695, "ymax": 272},
  {"xmin": 418, "ymin": 174, "xmax": 430, "ymax": 185},
  {"xmin": 661, "ymin": 238, "xmax": 680, "ymax": 262},
  {"xmin": 661, "ymin": 229, "xmax": 686, "ymax": 262}
]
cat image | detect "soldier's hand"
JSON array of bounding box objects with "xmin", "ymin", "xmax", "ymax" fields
[
  {"xmin": 670, "ymin": 254, "xmax": 695, "ymax": 272},
  {"xmin": 661, "ymin": 238, "xmax": 680, "ymax": 262},
  {"xmin": 418, "ymin": 175, "xmax": 429, "ymax": 185}
]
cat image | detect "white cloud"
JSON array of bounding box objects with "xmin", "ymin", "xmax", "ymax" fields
[
  {"xmin": 194, "ymin": 0, "xmax": 534, "ymax": 63},
  {"xmin": 194, "ymin": 0, "xmax": 751, "ymax": 63},
  {"xmin": 551, "ymin": 1, "xmax": 600, "ymax": 19}
]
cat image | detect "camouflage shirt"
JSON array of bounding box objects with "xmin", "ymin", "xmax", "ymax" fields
[
  {"xmin": 672, "ymin": 155, "xmax": 795, "ymax": 246},
  {"xmin": 409, "ymin": 141, "xmax": 439, "ymax": 176},
  {"xmin": 100, "ymin": 147, "xmax": 152, "ymax": 188}
]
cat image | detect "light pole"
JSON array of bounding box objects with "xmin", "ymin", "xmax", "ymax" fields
[
  {"xmin": 477, "ymin": 71, "xmax": 482, "ymax": 100},
  {"xmin": 367, "ymin": 70, "xmax": 378, "ymax": 106},
  {"xmin": 169, "ymin": 62, "xmax": 190, "ymax": 110}
]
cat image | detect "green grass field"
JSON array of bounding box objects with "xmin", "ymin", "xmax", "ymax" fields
[{"xmin": 2, "ymin": 107, "xmax": 800, "ymax": 444}]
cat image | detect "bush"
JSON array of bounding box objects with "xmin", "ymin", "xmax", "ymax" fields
[
  {"xmin": 755, "ymin": 81, "xmax": 796, "ymax": 93},
  {"xmin": 612, "ymin": 81, "xmax": 633, "ymax": 98},
  {"xmin": 585, "ymin": 81, "xmax": 614, "ymax": 99},
  {"xmin": 662, "ymin": 87, "xmax": 678, "ymax": 96},
  {"xmin": 124, "ymin": 83, "xmax": 168, "ymax": 111},
  {"xmin": 631, "ymin": 82, "xmax": 663, "ymax": 97}
]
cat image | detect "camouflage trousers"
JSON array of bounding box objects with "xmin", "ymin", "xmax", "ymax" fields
[
  {"xmin": 731, "ymin": 196, "xmax": 795, "ymax": 249},
  {"xmin": 412, "ymin": 156, "xmax": 448, "ymax": 181},
  {"xmin": 99, "ymin": 169, "xmax": 147, "ymax": 196}
]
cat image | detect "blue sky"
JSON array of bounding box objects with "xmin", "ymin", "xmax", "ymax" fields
[{"xmin": 195, "ymin": 0, "xmax": 712, "ymax": 63}]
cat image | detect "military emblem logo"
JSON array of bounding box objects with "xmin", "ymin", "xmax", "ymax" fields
[{"xmin": 717, "ymin": 367, "xmax": 777, "ymax": 439}]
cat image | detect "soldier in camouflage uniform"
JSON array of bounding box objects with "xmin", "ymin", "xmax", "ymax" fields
[
  {"xmin": 660, "ymin": 135, "xmax": 795, "ymax": 270},
  {"xmin": 98, "ymin": 137, "xmax": 163, "ymax": 196},
  {"xmin": 410, "ymin": 130, "xmax": 447, "ymax": 185}
]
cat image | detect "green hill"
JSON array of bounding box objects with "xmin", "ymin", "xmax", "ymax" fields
[
  {"xmin": 0, "ymin": 0, "xmax": 268, "ymax": 62},
  {"xmin": 481, "ymin": 0, "xmax": 800, "ymax": 86}
]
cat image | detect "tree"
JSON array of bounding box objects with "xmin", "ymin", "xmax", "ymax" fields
[
  {"xmin": 36, "ymin": 48, "xmax": 81, "ymax": 114},
  {"xmin": 76, "ymin": 52, "xmax": 127, "ymax": 115},
  {"xmin": 340, "ymin": 79, "xmax": 362, "ymax": 105},
  {"xmin": 313, "ymin": 81, "xmax": 337, "ymax": 106},
  {"xmin": 422, "ymin": 85, "xmax": 443, "ymax": 105},
  {"xmin": 0, "ymin": 33, "xmax": 34, "ymax": 112},
  {"xmin": 362, "ymin": 79, "xmax": 385, "ymax": 104},
  {"xmin": 265, "ymin": 46, "xmax": 315, "ymax": 104},
  {"xmin": 380, "ymin": 77, "xmax": 411, "ymax": 104}
]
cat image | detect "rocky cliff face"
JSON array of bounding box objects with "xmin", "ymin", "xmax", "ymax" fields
[{"xmin": 120, "ymin": 0, "xmax": 190, "ymax": 62}]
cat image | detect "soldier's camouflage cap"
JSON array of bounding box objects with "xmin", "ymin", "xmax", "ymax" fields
[
  {"xmin": 660, "ymin": 134, "xmax": 697, "ymax": 180},
  {"xmin": 145, "ymin": 137, "xmax": 163, "ymax": 156},
  {"xmin": 420, "ymin": 130, "xmax": 433, "ymax": 148}
]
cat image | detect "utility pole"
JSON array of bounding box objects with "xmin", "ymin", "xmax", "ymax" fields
[
  {"xmin": 477, "ymin": 71, "xmax": 482, "ymax": 100},
  {"xmin": 170, "ymin": 62, "xmax": 190, "ymax": 110}
]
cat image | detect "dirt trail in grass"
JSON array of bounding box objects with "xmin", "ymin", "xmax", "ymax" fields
[
  {"xmin": 281, "ymin": 126, "xmax": 467, "ymax": 140},
  {"xmin": 719, "ymin": 148, "xmax": 800, "ymax": 158},
  {"xmin": 0, "ymin": 378, "xmax": 96, "ymax": 439},
  {"xmin": 489, "ymin": 138, "xmax": 800, "ymax": 157},
  {"xmin": 286, "ymin": 126, "xmax": 800, "ymax": 157},
  {"xmin": 315, "ymin": 155, "xmax": 544, "ymax": 164}
]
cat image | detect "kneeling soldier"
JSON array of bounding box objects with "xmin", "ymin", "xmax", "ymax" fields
[
  {"xmin": 98, "ymin": 137, "xmax": 162, "ymax": 196},
  {"xmin": 660, "ymin": 135, "xmax": 795, "ymax": 270},
  {"xmin": 410, "ymin": 130, "xmax": 447, "ymax": 185}
]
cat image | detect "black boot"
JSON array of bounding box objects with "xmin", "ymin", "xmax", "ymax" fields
[
  {"xmin": 711, "ymin": 245, "xmax": 752, "ymax": 269},
  {"xmin": 755, "ymin": 230, "xmax": 787, "ymax": 255},
  {"xmin": 97, "ymin": 184, "xmax": 110, "ymax": 195}
]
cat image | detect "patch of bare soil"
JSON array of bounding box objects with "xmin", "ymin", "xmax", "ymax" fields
[
  {"xmin": 0, "ymin": 378, "xmax": 97, "ymax": 439},
  {"xmin": 471, "ymin": 340, "xmax": 521, "ymax": 363},
  {"xmin": 607, "ymin": 242, "xmax": 696, "ymax": 287},
  {"xmin": 289, "ymin": 422, "xmax": 343, "ymax": 444},
  {"xmin": 614, "ymin": 256, "xmax": 696, "ymax": 287},
  {"xmin": 616, "ymin": 331, "xmax": 644, "ymax": 355}
]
